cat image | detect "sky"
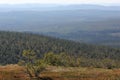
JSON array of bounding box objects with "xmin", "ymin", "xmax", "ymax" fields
[{"xmin": 0, "ymin": 0, "xmax": 120, "ymax": 5}]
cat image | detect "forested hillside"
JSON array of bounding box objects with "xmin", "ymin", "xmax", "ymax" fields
[
  {"xmin": 0, "ymin": 4, "xmax": 120, "ymax": 47},
  {"xmin": 0, "ymin": 31, "xmax": 120, "ymax": 68}
]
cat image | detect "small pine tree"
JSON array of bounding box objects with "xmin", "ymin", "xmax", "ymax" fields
[{"xmin": 18, "ymin": 50, "xmax": 46, "ymax": 78}]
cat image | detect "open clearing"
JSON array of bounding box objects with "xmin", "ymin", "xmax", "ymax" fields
[{"xmin": 0, "ymin": 65, "xmax": 120, "ymax": 80}]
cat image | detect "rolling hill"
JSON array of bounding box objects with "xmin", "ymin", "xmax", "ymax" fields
[
  {"xmin": 0, "ymin": 31, "xmax": 120, "ymax": 68},
  {"xmin": 0, "ymin": 4, "xmax": 120, "ymax": 46}
]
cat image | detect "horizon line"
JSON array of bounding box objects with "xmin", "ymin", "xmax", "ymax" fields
[{"xmin": 0, "ymin": 3, "xmax": 119, "ymax": 6}]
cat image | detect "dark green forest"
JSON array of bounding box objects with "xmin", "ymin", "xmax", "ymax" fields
[{"xmin": 0, "ymin": 31, "xmax": 120, "ymax": 68}]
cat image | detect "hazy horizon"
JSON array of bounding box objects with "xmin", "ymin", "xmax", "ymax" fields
[{"xmin": 0, "ymin": 0, "xmax": 119, "ymax": 6}]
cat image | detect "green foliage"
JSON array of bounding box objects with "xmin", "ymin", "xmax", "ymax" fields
[
  {"xmin": 102, "ymin": 59, "xmax": 116, "ymax": 69},
  {"xmin": 43, "ymin": 52, "xmax": 120, "ymax": 69},
  {"xmin": 19, "ymin": 50, "xmax": 46, "ymax": 78},
  {"xmin": 0, "ymin": 31, "xmax": 120, "ymax": 68},
  {"xmin": 44, "ymin": 52, "xmax": 61, "ymax": 66},
  {"xmin": 80, "ymin": 58, "xmax": 120, "ymax": 69},
  {"xmin": 43, "ymin": 52, "xmax": 81, "ymax": 67},
  {"xmin": 22, "ymin": 50, "xmax": 36, "ymax": 60}
]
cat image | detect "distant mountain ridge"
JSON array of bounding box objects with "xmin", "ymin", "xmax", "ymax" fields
[
  {"xmin": 0, "ymin": 4, "xmax": 120, "ymax": 11},
  {"xmin": 0, "ymin": 4, "xmax": 120, "ymax": 47}
]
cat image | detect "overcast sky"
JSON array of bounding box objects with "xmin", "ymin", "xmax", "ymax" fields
[{"xmin": 0, "ymin": 0, "xmax": 120, "ymax": 5}]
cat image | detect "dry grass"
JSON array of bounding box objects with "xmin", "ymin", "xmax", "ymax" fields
[
  {"xmin": 0, "ymin": 64, "xmax": 29, "ymax": 80},
  {"xmin": 0, "ymin": 65, "xmax": 120, "ymax": 80},
  {"xmin": 42, "ymin": 66, "xmax": 120, "ymax": 80}
]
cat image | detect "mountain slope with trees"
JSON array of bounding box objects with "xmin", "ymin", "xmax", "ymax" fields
[{"xmin": 0, "ymin": 31, "xmax": 120, "ymax": 68}]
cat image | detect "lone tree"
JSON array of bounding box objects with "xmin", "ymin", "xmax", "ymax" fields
[{"xmin": 18, "ymin": 50, "xmax": 46, "ymax": 78}]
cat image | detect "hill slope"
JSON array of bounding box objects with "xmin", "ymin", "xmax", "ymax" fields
[
  {"xmin": 0, "ymin": 31, "xmax": 120, "ymax": 65},
  {"xmin": 0, "ymin": 4, "xmax": 120, "ymax": 46}
]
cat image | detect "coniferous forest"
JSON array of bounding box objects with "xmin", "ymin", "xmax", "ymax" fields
[{"xmin": 0, "ymin": 31, "xmax": 120, "ymax": 68}]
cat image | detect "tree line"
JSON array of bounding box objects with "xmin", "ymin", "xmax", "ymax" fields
[{"xmin": 0, "ymin": 31, "xmax": 120, "ymax": 68}]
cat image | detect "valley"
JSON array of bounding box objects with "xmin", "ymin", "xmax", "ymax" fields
[{"xmin": 0, "ymin": 4, "xmax": 120, "ymax": 46}]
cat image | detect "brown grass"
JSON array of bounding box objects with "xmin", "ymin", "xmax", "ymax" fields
[
  {"xmin": 0, "ymin": 65, "xmax": 120, "ymax": 80},
  {"xmin": 0, "ymin": 64, "xmax": 29, "ymax": 80}
]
